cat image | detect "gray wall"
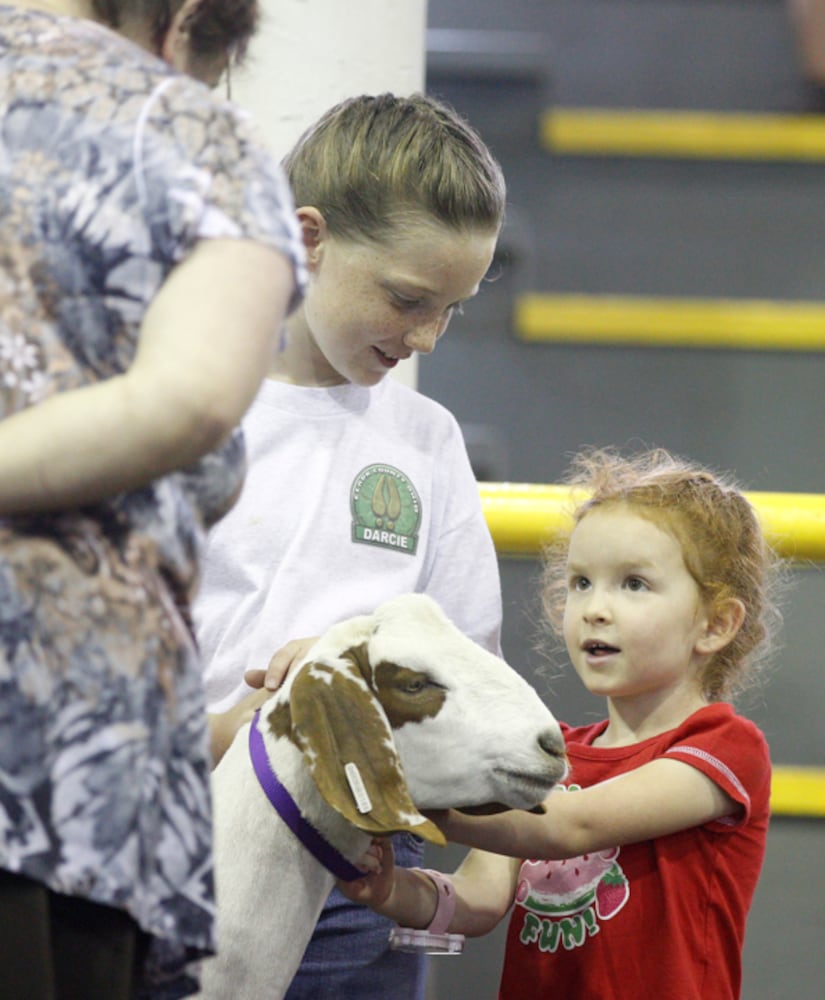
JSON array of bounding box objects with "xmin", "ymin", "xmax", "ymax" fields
[{"xmin": 421, "ymin": 1, "xmax": 825, "ymax": 997}]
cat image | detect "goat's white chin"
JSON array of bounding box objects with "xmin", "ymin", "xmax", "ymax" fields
[{"xmin": 413, "ymin": 768, "xmax": 563, "ymax": 813}]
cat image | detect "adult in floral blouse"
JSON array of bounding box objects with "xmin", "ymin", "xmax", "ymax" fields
[{"xmin": 0, "ymin": 2, "xmax": 305, "ymax": 997}]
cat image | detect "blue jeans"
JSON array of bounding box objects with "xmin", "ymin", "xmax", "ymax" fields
[{"xmin": 284, "ymin": 832, "xmax": 427, "ymax": 1000}]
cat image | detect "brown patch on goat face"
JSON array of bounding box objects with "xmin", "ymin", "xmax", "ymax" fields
[
  {"xmin": 266, "ymin": 700, "xmax": 293, "ymax": 740},
  {"xmin": 372, "ymin": 662, "xmax": 447, "ymax": 728}
]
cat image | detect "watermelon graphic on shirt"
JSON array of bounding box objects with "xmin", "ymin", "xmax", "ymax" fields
[{"xmin": 516, "ymin": 848, "xmax": 629, "ymax": 920}]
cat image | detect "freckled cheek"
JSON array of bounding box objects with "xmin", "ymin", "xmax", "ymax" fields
[
  {"xmin": 310, "ymin": 293, "xmax": 370, "ymax": 344},
  {"xmin": 360, "ymin": 306, "xmax": 409, "ymax": 342}
]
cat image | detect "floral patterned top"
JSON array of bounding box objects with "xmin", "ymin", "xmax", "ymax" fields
[{"xmin": 0, "ymin": 7, "xmax": 305, "ymax": 994}]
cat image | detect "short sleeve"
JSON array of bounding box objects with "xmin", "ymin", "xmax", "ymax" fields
[
  {"xmin": 665, "ymin": 705, "xmax": 771, "ymax": 827},
  {"xmin": 134, "ymin": 77, "xmax": 306, "ymax": 300}
]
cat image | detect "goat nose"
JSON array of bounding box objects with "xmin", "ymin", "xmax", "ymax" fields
[{"xmin": 538, "ymin": 729, "xmax": 566, "ymax": 760}]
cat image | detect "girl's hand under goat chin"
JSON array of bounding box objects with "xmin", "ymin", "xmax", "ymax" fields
[{"xmin": 337, "ymin": 838, "xmax": 395, "ymax": 906}]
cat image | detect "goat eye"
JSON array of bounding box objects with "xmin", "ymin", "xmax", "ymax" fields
[{"xmin": 402, "ymin": 678, "xmax": 427, "ymax": 694}]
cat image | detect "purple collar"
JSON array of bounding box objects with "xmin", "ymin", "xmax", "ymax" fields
[{"xmin": 248, "ymin": 709, "xmax": 364, "ymax": 882}]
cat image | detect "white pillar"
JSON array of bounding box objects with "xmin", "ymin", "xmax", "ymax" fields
[{"xmin": 234, "ymin": 0, "xmax": 430, "ymax": 387}]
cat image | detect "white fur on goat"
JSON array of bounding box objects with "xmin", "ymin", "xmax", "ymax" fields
[{"xmin": 197, "ymin": 594, "xmax": 566, "ymax": 1000}]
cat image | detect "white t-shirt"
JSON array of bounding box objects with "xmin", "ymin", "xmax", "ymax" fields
[{"xmin": 194, "ymin": 376, "xmax": 503, "ymax": 712}]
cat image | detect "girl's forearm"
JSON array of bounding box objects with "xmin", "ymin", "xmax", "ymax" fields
[
  {"xmin": 374, "ymin": 867, "xmax": 440, "ymax": 929},
  {"xmin": 437, "ymin": 805, "xmax": 582, "ymax": 861},
  {"xmin": 436, "ymin": 760, "xmax": 725, "ymax": 861},
  {"xmin": 346, "ymin": 851, "xmax": 518, "ymax": 939}
]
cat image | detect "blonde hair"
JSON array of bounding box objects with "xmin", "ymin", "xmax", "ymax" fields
[
  {"xmin": 541, "ymin": 447, "xmax": 782, "ymax": 701},
  {"xmin": 282, "ymin": 93, "xmax": 506, "ymax": 243}
]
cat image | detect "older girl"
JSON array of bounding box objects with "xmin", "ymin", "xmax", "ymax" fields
[
  {"xmin": 343, "ymin": 447, "xmax": 779, "ymax": 1000},
  {"xmin": 195, "ymin": 92, "xmax": 506, "ymax": 1000}
]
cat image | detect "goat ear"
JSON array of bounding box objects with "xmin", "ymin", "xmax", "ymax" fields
[{"xmin": 288, "ymin": 657, "xmax": 446, "ymax": 846}]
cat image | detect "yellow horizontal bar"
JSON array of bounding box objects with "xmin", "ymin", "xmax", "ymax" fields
[
  {"xmin": 514, "ymin": 294, "xmax": 825, "ymax": 351},
  {"xmin": 479, "ymin": 483, "xmax": 825, "ymax": 562},
  {"xmin": 771, "ymin": 767, "xmax": 825, "ymax": 818},
  {"xmin": 542, "ymin": 107, "xmax": 825, "ymax": 161}
]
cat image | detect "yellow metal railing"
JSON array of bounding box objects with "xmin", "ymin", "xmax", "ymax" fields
[
  {"xmin": 541, "ymin": 107, "xmax": 825, "ymax": 161},
  {"xmin": 480, "ymin": 482, "xmax": 825, "ymax": 819},
  {"xmin": 769, "ymin": 768, "xmax": 825, "ymax": 818},
  {"xmin": 514, "ymin": 293, "xmax": 825, "ymax": 352},
  {"xmin": 479, "ymin": 483, "xmax": 825, "ymax": 563}
]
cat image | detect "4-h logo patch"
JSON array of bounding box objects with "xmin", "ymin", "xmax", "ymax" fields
[{"xmin": 351, "ymin": 464, "xmax": 421, "ymax": 555}]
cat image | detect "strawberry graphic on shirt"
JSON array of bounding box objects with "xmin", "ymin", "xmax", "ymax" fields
[{"xmin": 594, "ymin": 861, "xmax": 629, "ymax": 919}]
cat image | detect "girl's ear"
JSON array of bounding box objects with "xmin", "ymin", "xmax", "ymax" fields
[
  {"xmin": 696, "ymin": 597, "xmax": 746, "ymax": 656},
  {"xmin": 296, "ymin": 207, "xmax": 327, "ymax": 270}
]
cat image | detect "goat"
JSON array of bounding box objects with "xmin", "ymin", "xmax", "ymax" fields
[{"xmin": 196, "ymin": 593, "xmax": 566, "ymax": 999}]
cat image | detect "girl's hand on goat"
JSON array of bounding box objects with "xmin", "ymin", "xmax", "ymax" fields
[
  {"xmin": 244, "ymin": 636, "xmax": 319, "ymax": 692},
  {"xmin": 357, "ymin": 837, "xmax": 389, "ymax": 874},
  {"xmin": 211, "ymin": 637, "xmax": 319, "ymax": 765},
  {"xmin": 337, "ymin": 838, "xmax": 396, "ymax": 909},
  {"xmin": 339, "ymin": 844, "xmax": 457, "ymax": 932}
]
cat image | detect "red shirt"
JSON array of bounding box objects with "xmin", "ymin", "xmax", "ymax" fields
[{"xmin": 499, "ymin": 703, "xmax": 770, "ymax": 1000}]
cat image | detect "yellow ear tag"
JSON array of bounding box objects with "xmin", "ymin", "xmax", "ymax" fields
[{"xmin": 344, "ymin": 762, "xmax": 373, "ymax": 814}]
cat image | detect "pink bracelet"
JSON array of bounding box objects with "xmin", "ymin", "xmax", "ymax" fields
[{"xmin": 419, "ymin": 868, "xmax": 456, "ymax": 935}]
